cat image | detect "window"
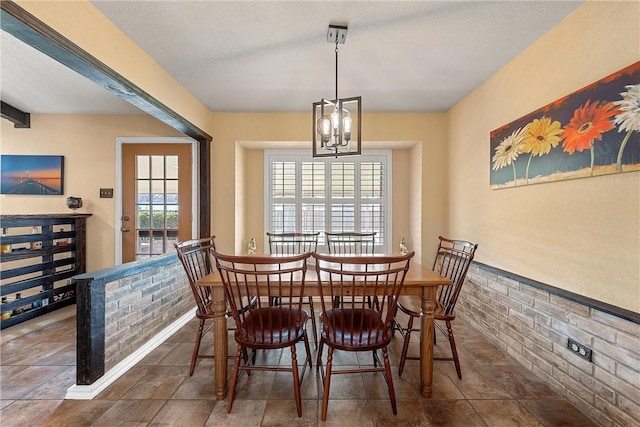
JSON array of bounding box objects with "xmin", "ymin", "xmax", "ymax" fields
[{"xmin": 265, "ymin": 150, "xmax": 391, "ymax": 253}]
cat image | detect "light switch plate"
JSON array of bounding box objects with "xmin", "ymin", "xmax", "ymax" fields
[{"xmin": 100, "ymin": 188, "xmax": 113, "ymax": 198}]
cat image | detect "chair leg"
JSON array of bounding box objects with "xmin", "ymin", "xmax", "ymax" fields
[
  {"xmin": 308, "ymin": 296, "xmax": 318, "ymax": 349},
  {"xmin": 226, "ymin": 344, "xmax": 243, "ymax": 413},
  {"xmin": 291, "ymin": 344, "xmax": 302, "ymax": 417},
  {"xmin": 446, "ymin": 320, "xmax": 462, "ymax": 379},
  {"xmin": 398, "ymin": 314, "xmax": 414, "ymax": 377},
  {"xmin": 302, "ymin": 331, "xmax": 313, "ymax": 369},
  {"xmin": 190, "ymin": 318, "xmax": 206, "ymax": 376},
  {"xmin": 382, "ymin": 346, "xmax": 397, "ymax": 415},
  {"xmin": 316, "ymin": 338, "xmax": 324, "ymax": 368},
  {"xmin": 321, "ymin": 347, "xmax": 334, "ymax": 421}
]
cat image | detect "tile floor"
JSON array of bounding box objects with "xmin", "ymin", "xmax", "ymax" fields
[{"xmin": 0, "ymin": 304, "xmax": 599, "ymax": 426}]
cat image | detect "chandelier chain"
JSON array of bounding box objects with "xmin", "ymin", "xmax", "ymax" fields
[{"xmin": 335, "ymin": 41, "xmax": 339, "ymax": 101}]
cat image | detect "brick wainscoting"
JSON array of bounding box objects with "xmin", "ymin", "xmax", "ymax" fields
[
  {"xmin": 103, "ymin": 258, "xmax": 192, "ymax": 371},
  {"xmin": 457, "ymin": 263, "xmax": 640, "ymax": 427},
  {"xmin": 73, "ymin": 253, "xmax": 192, "ymax": 386}
]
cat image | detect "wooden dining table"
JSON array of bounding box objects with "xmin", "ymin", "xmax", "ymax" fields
[{"xmin": 197, "ymin": 257, "xmax": 451, "ymax": 400}]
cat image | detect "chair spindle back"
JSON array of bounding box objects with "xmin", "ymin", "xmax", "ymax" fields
[
  {"xmin": 432, "ymin": 236, "xmax": 478, "ymax": 315},
  {"xmin": 325, "ymin": 231, "xmax": 376, "ymax": 255},
  {"xmin": 267, "ymin": 232, "xmax": 319, "ymax": 255}
]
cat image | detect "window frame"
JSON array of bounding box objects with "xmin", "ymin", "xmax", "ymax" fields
[{"xmin": 264, "ymin": 149, "xmax": 392, "ymax": 253}]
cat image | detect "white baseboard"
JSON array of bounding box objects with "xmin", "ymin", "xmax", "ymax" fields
[{"xmin": 65, "ymin": 308, "xmax": 195, "ymax": 400}]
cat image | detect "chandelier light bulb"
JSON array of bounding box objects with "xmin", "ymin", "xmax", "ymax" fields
[
  {"xmin": 317, "ymin": 115, "xmax": 331, "ymax": 144},
  {"xmin": 343, "ymin": 115, "xmax": 352, "ymax": 142}
]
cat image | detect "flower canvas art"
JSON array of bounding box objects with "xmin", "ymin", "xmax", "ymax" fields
[{"xmin": 490, "ymin": 61, "xmax": 640, "ymax": 189}]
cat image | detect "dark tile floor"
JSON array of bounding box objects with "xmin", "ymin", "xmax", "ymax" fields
[{"xmin": 0, "ymin": 304, "xmax": 599, "ymax": 426}]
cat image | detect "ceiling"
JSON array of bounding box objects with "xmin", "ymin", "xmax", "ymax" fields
[{"xmin": 1, "ymin": 1, "xmax": 583, "ymax": 116}]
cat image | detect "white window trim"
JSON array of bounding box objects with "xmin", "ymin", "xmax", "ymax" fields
[{"xmin": 264, "ymin": 149, "xmax": 392, "ymax": 253}]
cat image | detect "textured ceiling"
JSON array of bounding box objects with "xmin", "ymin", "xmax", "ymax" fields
[{"xmin": 1, "ymin": 1, "xmax": 583, "ymax": 115}]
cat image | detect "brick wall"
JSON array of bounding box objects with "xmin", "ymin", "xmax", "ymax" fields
[
  {"xmin": 102, "ymin": 258, "xmax": 192, "ymax": 371},
  {"xmin": 457, "ymin": 263, "xmax": 640, "ymax": 427}
]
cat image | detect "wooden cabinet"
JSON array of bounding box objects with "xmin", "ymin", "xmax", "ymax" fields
[{"xmin": 0, "ymin": 213, "xmax": 91, "ymax": 329}]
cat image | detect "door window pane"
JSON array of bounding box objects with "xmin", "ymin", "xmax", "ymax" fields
[
  {"xmin": 151, "ymin": 155, "xmax": 164, "ymax": 178},
  {"xmin": 166, "ymin": 155, "xmax": 178, "ymax": 179},
  {"xmin": 135, "ymin": 154, "xmax": 181, "ymax": 259},
  {"xmin": 137, "ymin": 156, "xmax": 150, "ymax": 179}
]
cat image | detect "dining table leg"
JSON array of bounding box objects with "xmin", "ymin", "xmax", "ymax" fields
[
  {"xmin": 212, "ymin": 285, "xmax": 228, "ymax": 400},
  {"xmin": 420, "ymin": 286, "xmax": 437, "ymax": 398}
]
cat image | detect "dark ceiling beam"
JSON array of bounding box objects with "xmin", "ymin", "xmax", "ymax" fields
[
  {"xmin": 0, "ymin": 1, "xmax": 211, "ymax": 238},
  {"xmin": 1, "ymin": 101, "xmax": 30, "ymax": 128}
]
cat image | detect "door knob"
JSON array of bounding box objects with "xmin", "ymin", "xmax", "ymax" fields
[
  {"xmin": 121, "ymin": 215, "xmax": 130, "ymax": 221},
  {"xmin": 121, "ymin": 226, "xmax": 130, "ymax": 232}
]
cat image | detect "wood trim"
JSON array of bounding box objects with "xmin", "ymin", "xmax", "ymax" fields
[{"xmin": 199, "ymin": 140, "xmax": 211, "ymax": 238}]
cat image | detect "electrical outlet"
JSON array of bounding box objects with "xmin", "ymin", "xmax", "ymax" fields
[
  {"xmin": 567, "ymin": 338, "xmax": 592, "ymax": 362},
  {"xmin": 100, "ymin": 188, "xmax": 113, "ymax": 198}
]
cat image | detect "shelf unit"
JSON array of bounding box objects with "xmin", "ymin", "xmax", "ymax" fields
[{"xmin": 0, "ymin": 213, "xmax": 91, "ymax": 329}]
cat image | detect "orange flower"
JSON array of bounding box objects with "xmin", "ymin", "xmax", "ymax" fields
[{"xmin": 561, "ymin": 100, "xmax": 621, "ymax": 155}]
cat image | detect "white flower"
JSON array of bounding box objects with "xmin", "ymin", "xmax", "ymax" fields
[
  {"xmin": 613, "ymin": 84, "xmax": 640, "ymax": 133},
  {"xmin": 492, "ymin": 126, "xmax": 527, "ymax": 171}
]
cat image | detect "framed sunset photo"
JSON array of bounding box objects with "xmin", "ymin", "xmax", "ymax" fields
[{"xmin": 1, "ymin": 155, "xmax": 64, "ymax": 195}]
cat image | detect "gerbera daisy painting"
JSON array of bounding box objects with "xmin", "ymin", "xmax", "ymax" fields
[{"xmin": 490, "ymin": 61, "xmax": 640, "ymax": 189}]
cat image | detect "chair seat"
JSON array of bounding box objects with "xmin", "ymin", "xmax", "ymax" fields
[
  {"xmin": 320, "ymin": 308, "xmax": 392, "ymax": 350},
  {"xmin": 236, "ymin": 307, "xmax": 309, "ymax": 347},
  {"xmin": 396, "ymin": 295, "xmax": 452, "ymax": 320}
]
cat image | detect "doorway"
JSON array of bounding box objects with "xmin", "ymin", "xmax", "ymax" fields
[{"xmin": 117, "ymin": 137, "xmax": 197, "ymax": 264}]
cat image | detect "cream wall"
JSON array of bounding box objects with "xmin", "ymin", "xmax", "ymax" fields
[
  {"xmin": 209, "ymin": 112, "xmax": 448, "ymax": 266},
  {"xmin": 0, "ymin": 115, "xmax": 182, "ymax": 271},
  {"xmin": 448, "ymin": 1, "xmax": 640, "ymax": 312}
]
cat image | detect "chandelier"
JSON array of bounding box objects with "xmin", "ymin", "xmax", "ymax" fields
[{"xmin": 312, "ymin": 25, "xmax": 361, "ymax": 158}]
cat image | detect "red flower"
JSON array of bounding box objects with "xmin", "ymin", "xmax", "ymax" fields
[{"xmin": 561, "ymin": 100, "xmax": 620, "ymax": 155}]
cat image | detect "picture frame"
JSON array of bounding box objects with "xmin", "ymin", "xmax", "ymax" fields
[
  {"xmin": 0, "ymin": 155, "xmax": 64, "ymax": 195},
  {"xmin": 490, "ymin": 61, "xmax": 640, "ymax": 189}
]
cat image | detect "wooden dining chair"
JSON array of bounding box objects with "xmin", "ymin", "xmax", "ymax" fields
[
  {"xmin": 212, "ymin": 250, "xmax": 313, "ymax": 417},
  {"xmin": 174, "ymin": 236, "xmax": 220, "ymax": 376},
  {"xmin": 313, "ymin": 251, "xmax": 414, "ymax": 421},
  {"xmin": 393, "ymin": 236, "xmax": 478, "ymax": 378},
  {"xmin": 325, "ymin": 231, "xmax": 376, "ymax": 255},
  {"xmin": 267, "ymin": 232, "xmax": 319, "ymax": 346}
]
